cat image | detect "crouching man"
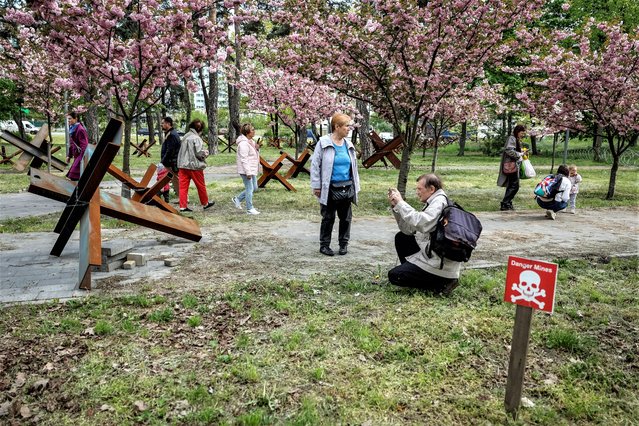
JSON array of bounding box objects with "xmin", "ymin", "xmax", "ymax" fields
[{"xmin": 387, "ymin": 173, "xmax": 460, "ymax": 295}]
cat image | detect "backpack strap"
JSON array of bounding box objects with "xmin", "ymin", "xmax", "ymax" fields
[{"xmin": 426, "ymin": 193, "xmax": 450, "ymax": 264}]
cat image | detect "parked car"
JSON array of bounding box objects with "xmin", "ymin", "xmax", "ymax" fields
[
  {"xmin": 0, "ymin": 120, "xmax": 39, "ymax": 134},
  {"xmin": 0, "ymin": 120, "xmax": 18, "ymax": 132},
  {"xmin": 137, "ymin": 128, "xmax": 159, "ymax": 136},
  {"xmin": 22, "ymin": 121, "xmax": 40, "ymax": 134}
]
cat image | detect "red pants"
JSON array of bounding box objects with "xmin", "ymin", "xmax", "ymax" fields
[{"xmin": 179, "ymin": 169, "xmax": 208, "ymax": 208}]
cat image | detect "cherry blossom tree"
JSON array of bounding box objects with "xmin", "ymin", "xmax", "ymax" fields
[
  {"xmin": 260, "ymin": 0, "xmax": 543, "ymax": 194},
  {"xmin": 239, "ymin": 63, "xmax": 355, "ymax": 155},
  {"xmin": 6, "ymin": 0, "xmax": 234, "ymax": 186},
  {"xmin": 515, "ymin": 21, "xmax": 639, "ymax": 199},
  {"xmin": 421, "ymin": 84, "xmax": 503, "ymax": 170}
]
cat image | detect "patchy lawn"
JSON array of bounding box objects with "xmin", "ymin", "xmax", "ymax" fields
[{"xmin": 1, "ymin": 257, "xmax": 637, "ymax": 424}]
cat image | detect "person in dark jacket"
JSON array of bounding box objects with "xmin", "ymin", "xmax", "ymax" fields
[
  {"xmin": 160, "ymin": 116, "xmax": 181, "ymax": 202},
  {"xmin": 497, "ymin": 124, "xmax": 526, "ymax": 211},
  {"xmin": 66, "ymin": 112, "xmax": 89, "ymax": 181}
]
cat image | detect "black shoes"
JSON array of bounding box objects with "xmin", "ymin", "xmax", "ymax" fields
[
  {"xmin": 500, "ymin": 203, "xmax": 514, "ymax": 211},
  {"xmin": 320, "ymin": 246, "xmax": 334, "ymax": 256},
  {"xmin": 203, "ymin": 201, "xmax": 215, "ymax": 210},
  {"xmin": 441, "ymin": 279, "xmax": 459, "ymax": 296},
  {"xmin": 338, "ymin": 245, "xmax": 348, "ymax": 255},
  {"xmin": 180, "ymin": 207, "xmax": 193, "ymax": 212}
]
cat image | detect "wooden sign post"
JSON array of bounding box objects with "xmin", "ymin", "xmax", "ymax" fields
[{"xmin": 503, "ymin": 256, "xmax": 558, "ymax": 419}]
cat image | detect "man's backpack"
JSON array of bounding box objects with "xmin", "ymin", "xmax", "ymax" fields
[
  {"xmin": 427, "ymin": 196, "xmax": 483, "ymax": 268},
  {"xmin": 534, "ymin": 174, "xmax": 564, "ymax": 199}
]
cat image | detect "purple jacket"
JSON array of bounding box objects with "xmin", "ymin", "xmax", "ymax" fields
[{"xmin": 67, "ymin": 123, "xmax": 89, "ymax": 180}]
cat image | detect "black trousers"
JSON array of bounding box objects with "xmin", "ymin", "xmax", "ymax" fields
[
  {"xmin": 501, "ymin": 173, "xmax": 520, "ymax": 206},
  {"xmin": 388, "ymin": 232, "xmax": 454, "ymax": 292},
  {"xmin": 319, "ymin": 197, "xmax": 352, "ymax": 248}
]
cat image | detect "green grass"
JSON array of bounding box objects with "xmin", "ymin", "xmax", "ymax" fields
[{"xmin": 0, "ymin": 258, "xmax": 637, "ymax": 424}]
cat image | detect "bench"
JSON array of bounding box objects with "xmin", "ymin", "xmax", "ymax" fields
[
  {"xmin": 362, "ymin": 130, "xmax": 403, "ymax": 169},
  {"xmin": 280, "ymin": 148, "xmax": 311, "ymax": 179},
  {"xmin": 258, "ymin": 153, "xmax": 296, "ymax": 192}
]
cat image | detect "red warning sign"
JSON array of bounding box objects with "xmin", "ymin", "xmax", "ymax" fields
[{"xmin": 504, "ymin": 256, "xmax": 558, "ymax": 314}]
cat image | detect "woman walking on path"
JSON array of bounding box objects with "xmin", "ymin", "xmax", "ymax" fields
[
  {"xmin": 232, "ymin": 123, "xmax": 261, "ymax": 215},
  {"xmin": 66, "ymin": 112, "xmax": 89, "ymax": 182},
  {"xmin": 310, "ymin": 113, "xmax": 360, "ymax": 256},
  {"xmin": 497, "ymin": 124, "xmax": 526, "ymax": 211},
  {"xmin": 177, "ymin": 119, "xmax": 215, "ymax": 212}
]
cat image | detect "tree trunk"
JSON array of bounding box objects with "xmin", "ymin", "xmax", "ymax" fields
[
  {"xmin": 146, "ymin": 109, "xmax": 155, "ymax": 146},
  {"xmin": 550, "ymin": 132, "xmax": 558, "ymax": 174},
  {"xmin": 12, "ymin": 112, "xmax": 25, "ymax": 139},
  {"xmin": 156, "ymin": 110, "xmax": 164, "ymax": 145},
  {"xmin": 296, "ymin": 125, "xmax": 306, "ymax": 156},
  {"xmin": 530, "ymin": 135, "xmax": 538, "ymax": 155},
  {"xmin": 207, "ymin": 67, "xmax": 219, "ymax": 154},
  {"xmin": 507, "ymin": 112, "xmax": 513, "ymax": 138},
  {"xmin": 593, "ymin": 123, "xmax": 602, "ymax": 162},
  {"xmin": 121, "ymin": 119, "xmax": 132, "ymax": 199},
  {"xmin": 84, "ymin": 104, "xmax": 99, "ymax": 145},
  {"xmin": 457, "ymin": 121, "xmax": 467, "ymax": 156},
  {"xmin": 269, "ymin": 113, "xmax": 279, "ymax": 139},
  {"xmin": 356, "ymin": 99, "xmax": 372, "ymax": 160},
  {"xmin": 182, "ymin": 81, "xmax": 192, "ymax": 132},
  {"xmin": 396, "ymin": 140, "xmax": 411, "ymax": 196},
  {"xmin": 227, "ymin": 82, "xmax": 240, "ymax": 145},
  {"xmin": 227, "ymin": 19, "xmax": 241, "ymax": 145},
  {"xmin": 431, "ymin": 137, "xmax": 439, "ymax": 172}
]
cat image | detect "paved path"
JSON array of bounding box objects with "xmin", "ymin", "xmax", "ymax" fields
[{"xmin": 1, "ymin": 204, "xmax": 637, "ymax": 305}]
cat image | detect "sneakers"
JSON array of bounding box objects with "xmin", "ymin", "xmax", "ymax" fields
[
  {"xmin": 247, "ymin": 208, "xmax": 260, "ymax": 215},
  {"xmin": 338, "ymin": 245, "xmax": 348, "ymax": 255},
  {"xmin": 203, "ymin": 201, "xmax": 215, "ymax": 210},
  {"xmin": 231, "ymin": 196, "xmax": 242, "ymax": 210},
  {"xmin": 180, "ymin": 207, "xmax": 193, "ymax": 212},
  {"xmin": 545, "ymin": 210, "xmax": 556, "ymax": 220},
  {"xmin": 320, "ymin": 246, "xmax": 334, "ymax": 256},
  {"xmin": 570, "ymin": 208, "xmax": 576, "ymax": 214}
]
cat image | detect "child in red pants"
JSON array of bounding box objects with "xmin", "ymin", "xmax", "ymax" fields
[{"xmin": 156, "ymin": 163, "xmax": 171, "ymax": 202}]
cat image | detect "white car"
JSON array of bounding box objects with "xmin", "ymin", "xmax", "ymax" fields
[
  {"xmin": 0, "ymin": 120, "xmax": 39, "ymax": 134},
  {"xmin": 22, "ymin": 121, "xmax": 40, "ymax": 134},
  {"xmin": 0, "ymin": 120, "xmax": 18, "ymax": 133}
]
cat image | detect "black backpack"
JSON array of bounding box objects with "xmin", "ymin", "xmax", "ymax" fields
[{"xmin": 427, "ymin": 196, "xmax": 483, "ymax": 268}]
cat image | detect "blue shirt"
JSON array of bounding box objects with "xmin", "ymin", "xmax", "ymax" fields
[{"xmin": 331, "ymin": 142, "xmax": 351, "ymax": 182}]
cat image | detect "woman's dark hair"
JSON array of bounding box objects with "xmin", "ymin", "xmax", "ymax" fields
[
  {"xmin": 69, "ymin": 112, "xmax": 81, "ymax": 120},
  {"xmin": 417, "ymin": 173, "xmax": 443, "ymax": 190},
  {"xmin": 240, "ymin": 123, "xmax": 254, "ymax": 136},
  {"xmin": 188, "ymin": 119, "xmax": 205, "ymax": 133},
  {"xmin": 557, "ymin": 164, "xmax": 569, "ymax": 176},
  {"xmin": 513, "ymin": 124, "xmax": 526, "ymax": 139}
]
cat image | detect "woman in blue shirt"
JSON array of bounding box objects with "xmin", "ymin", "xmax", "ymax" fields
[{"xmin": 310, "ymin": 113, "xmax": 361, "ymax": 256}]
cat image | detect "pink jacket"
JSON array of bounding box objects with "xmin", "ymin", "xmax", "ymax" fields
[{"xmin": 235, "ymin": 134, "xmax": 260, "ymax": 176}]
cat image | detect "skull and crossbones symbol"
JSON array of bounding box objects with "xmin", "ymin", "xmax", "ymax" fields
[{"xmin": 511, "ymin": 270, "xmax": 545, "ymax": 309}]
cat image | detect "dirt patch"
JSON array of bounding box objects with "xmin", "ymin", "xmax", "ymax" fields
[{"xmin": 94, "ymin": 207, "xmax": 638, "ymax": 296}]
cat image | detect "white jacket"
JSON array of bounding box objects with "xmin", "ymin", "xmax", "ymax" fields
[{"xmin": 392, "ymin": 189, "xmax": 461, "ymax": 279}]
